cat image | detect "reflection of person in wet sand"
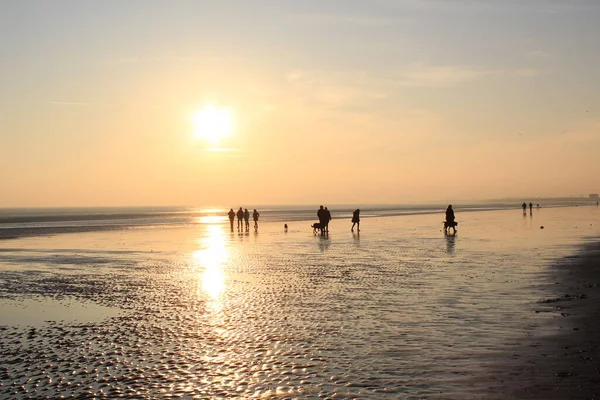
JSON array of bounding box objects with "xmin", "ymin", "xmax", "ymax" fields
[
  {"xmin": 253, "ymin": 209, "xmax": 260, "ymax": 228},
  {"xmin": 244, "ymin": 208, "xmax": 250, "ymax": 231},
  {"xmin": 445, "ymin": 234, "xmax": 455, "ymax": 254},
  {"xmin": 227, "ymin": 208, "xmax": 235, "ymax": 230},
  {"xmin": 351, "ymin": 209, "xmax": 360, "ymax": 232},
  {"xmin": 236, "ymin": 207, "xmax": 244, "ymax": 230}
]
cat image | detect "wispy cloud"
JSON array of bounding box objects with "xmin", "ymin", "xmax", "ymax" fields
[
  {"xmin": 396, "ymin": 65, "xmax": 548, "ymax": 87},
  {"xmin": 527, "ymin": 50, "xmax": 551, "ymax": 58},
  {"xmin": 204, "ymin": 147, "xmax": 240, "ymax": 153},
  {"xmin": 285, "ymin": 69, "xmax": 389, "ymax": 109},
  {"xmin": 292, "ymin": 12, "xmax": 392, "ymax": 27},
  {"xmin": 47, "ymin": 101, "xmax": 92, "ymax": 106}
]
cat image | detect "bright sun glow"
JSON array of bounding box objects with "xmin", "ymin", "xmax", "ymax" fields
[{"xmin": 192, "ymin": 106, "xmax": 234, "ymax": 144}]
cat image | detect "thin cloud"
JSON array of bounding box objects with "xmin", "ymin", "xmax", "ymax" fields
[
  {"xmin": 204, "ymin": 148, "xmax": 239, "ymax": 153},
  {"xmin": 396, "ymin": 65, "xmax": 548, "ymax": 87},
  {"xmin": 527, "ymin": 50, "xmax": 551, "ymax": 58},
  {"xmin": 292, "ymin": 12, "xmax": 392, "ymax": 27},
  {"xmin": 285, "ymin": 69, "xmax": 389, "ymax": 109},
  {"xmin": 47, "ymin": 101, "xmax": 92, "ymax": 106}
]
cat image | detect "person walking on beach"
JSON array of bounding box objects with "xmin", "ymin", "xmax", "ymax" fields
[
  {"xmin": 529, "ymin": 202, "xmax": 533, "ymax": 215},
  {"xmin": 351, "ymin": 209, "xmax": 360, "ymax": 232},
  {"xmin": 317, "ymin": 205, "xmax": 325, "ymax": 223},
  {"xmin": 244, "ymin": 208, "xmax": 250, "ymax": 231},
  {"xmin": 444, "ymin": 205, "xmax": 456, "ymax": 234},
  {"xmin": 445, "ymin": 205, "xmax": 455, "ymax": 224},
  {"xmin": 227, "ymin": 208, "xmax": 235, "ymax": 231},
  {"xmin": 236, "ymin": 207, "xmax": 244, "ymax": 230},
  {"xmin": 522, "ymin": 202, "xmax": 527, "ymax": 215},
  {"xmin": 253, "ymin": 209, "xmax": 260, "ymax": 228},
  {"xmin": 324, "ymin": 207, "xmax": 332, "ymax": 233}
]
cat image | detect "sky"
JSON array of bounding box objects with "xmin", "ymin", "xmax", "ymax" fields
[{"xmin": 1, "ymin": 0, "xmax": 599, "ymax": 207}]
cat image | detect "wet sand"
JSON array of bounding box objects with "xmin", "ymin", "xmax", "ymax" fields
[
  {"xmin": 1, "ymin": 206, "xmax": 599, "ymax": 398},
  {"xmin": 505, "ymin": 241, "xmax": 600, "ymax": 399}
]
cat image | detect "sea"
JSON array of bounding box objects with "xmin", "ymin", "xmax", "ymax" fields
[{"xmin": 1, "ymin": 201, "xmax": 599, "ymax": 398}]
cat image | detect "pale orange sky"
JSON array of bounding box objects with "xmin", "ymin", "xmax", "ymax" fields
[{"xmin": 1, "ymin": 1, "xmax": 599, "ymax": 207}]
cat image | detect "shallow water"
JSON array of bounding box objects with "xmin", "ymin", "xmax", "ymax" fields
[{"xmin": 1, "ymin": 206, "xmax": 599, "ymax": 398}]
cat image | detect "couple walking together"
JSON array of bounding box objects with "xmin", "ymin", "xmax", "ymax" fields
[
  {"xmin": 317, "ymin": 206, "xmax": 332, "ymax": 233},
  {"xmin": 228, "ymin": 207, "xmax": 259, "ymax": 231}
]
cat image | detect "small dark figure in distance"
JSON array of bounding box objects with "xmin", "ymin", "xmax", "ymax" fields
[
  {"xmin": 444, "ymin": 205, "xmax": 457, "ymax": 235},
  {"xmin": 312, "ymin": 222, "xmax": 325, "ymax": 235},
  {"xmin": 284, "ymin": 224, "xmax": 288, "ymax": 232},
  {"xmin": 522, "ymin": 202, "xmax": 527, "ymax": 215},
  {"xmin": 529, "ymin": 202, "xmax": 533, "ymax": 214},
  {"xmin": 236, "ymin": 207, "xmax": 244, "ymax": 230},
  {"xmin": 351, "ymin": 209, "xmax": 360, "ymax": 232},
  {"xmin": 244, "ymin": 208, "xmax": 250, "ymax": 231},
  {"xmin": 253, "ymin": 209, "xmax": 260, "ymax": 228},
  {"xmin": 227, "ymin": 208, "xmax": 235, "ymax": 231}
]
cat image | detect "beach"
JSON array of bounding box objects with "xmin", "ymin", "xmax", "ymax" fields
[{"xmin": 1, "ymin": 205, "xmax": 599, "ymax": 399}]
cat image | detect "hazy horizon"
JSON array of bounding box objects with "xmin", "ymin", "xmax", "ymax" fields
[
  {"xmin": 1, "ymin": 1, "xmax": 599, "ymax": 208},
  {"xmin": 0, "ymin": 194, "xmax": 596, "ymax": 212}
]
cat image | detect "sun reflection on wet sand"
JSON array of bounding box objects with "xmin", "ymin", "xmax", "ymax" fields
[
  {"xmin": 193, "ymin": 225, "xmax": 229, "ymax": 301},
  {"xmin": 198, "ymin": 215, "xmax": 227, "ymax": 225}
]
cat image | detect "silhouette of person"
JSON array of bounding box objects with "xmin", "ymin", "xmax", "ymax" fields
[
  {"xmin": 227, "ymin": 208, "xmax": 235, "ymax": 230},
  {"xmin": 244, "ymin": 208, "xmax": 250, "ymax": 231},
  {"xmin": 317, "ymin": 205, "xmax": 325, "ymax": 224},
  {"xmin": 236, "ymin": 207, "xmax": 244, "ymax": 230},
  {"xmin": 445, "ymin": 205, "xmax": 456, "ymax": 234},
  {"xmin": 324, "ymin": 207, "xmax": 331, "ymax": 233},
  {"xmin": 446, "ymin": 205, "xmax": 455, "ymax": 224},
  {"xmin": 351, "ymin": 209, "xmax": 360, "ymax": 232},
  {"xmin": 529, "ymin": 202, "xmax": 533, "ymax": 214},
  {"xmin": 252, "ymin": 209, "xmax": 260, "ymax": 228},
  {"xmin": 284, "ymin": 224, "xmax": 288, "ymax": 232},
  {"xmin": 522, "ymin": 202, "xmax": 527, "ymax": 214}
]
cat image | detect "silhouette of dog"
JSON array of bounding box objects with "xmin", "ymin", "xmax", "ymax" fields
[
  {"xmin": 312, "ymin": 222, "xmax": 325, "ymax": 234},
  {"xmin": 444, "ymin": 221, "xmax": 458, "ymax": 234}
]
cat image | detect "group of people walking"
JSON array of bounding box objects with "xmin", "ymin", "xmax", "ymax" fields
[
  {"xmin": 314, "ymin": 206, "xmax": 361, "ymax": 234},
  {"xmin": 227, "ymin": 207, "xmax": 259, "ymax": 231},
  {"xmin": 226, "ymin": 205, "xmax": 462, "ymax": 235},
  {"xmin": 317, "ymin": 205, "xmax": 332, "ymax": 233},
  {"xmin": 521, "ymin": 202, "xmax": 540, "ymax": 215}
]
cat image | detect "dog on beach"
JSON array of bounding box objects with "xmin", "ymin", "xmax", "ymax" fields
[
  {"xmin": 443, "ymin": 221, "xmax": 458, "ymax": 235},
  {"xmin": 312, "ymin": 222, "xmax": 325, "ymax": 234}
]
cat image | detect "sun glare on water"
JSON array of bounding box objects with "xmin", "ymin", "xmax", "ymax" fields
[{"xmin": 191, "ymin": 106, "xmax": 234, "ymax": 145}]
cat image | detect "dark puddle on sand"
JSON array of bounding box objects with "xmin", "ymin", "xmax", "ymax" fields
[{"xmin": 0, "ymin": 297, "xmax": 121, "ymax": 326}]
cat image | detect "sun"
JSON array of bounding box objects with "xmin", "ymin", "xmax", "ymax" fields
[{"xmin": 191, "ymin": 106, "xmax": 234, "ymax": 144}]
